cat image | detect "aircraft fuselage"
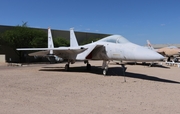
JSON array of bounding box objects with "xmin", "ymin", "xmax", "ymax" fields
[{"xmin": 79, "ymin": 41, "xmax": 164, "ymax": 62}]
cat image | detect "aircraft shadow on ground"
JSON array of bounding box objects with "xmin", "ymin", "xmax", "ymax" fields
[
  {"xmin": 135, "ymin": 63, "xmax": 170, "ymax": 69},
  {"xmin": 113, "ymin": 62, "xmax": 170, "ymax": 69},
  {"xmin": 42, "ymin": 66, "xmax": 64, "ymax": 69},
  {"xmin": 39, "ymin": 66, "xmax": 180, "ymax": 84}
]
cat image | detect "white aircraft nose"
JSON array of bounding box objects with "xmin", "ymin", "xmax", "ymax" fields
[{"xmin": 134, "ymin": 46, "xmax": 165, "ymax": 61}]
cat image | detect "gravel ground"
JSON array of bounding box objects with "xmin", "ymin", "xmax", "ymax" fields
[{"xmin": 0, "ymin": 61, "xmax": 180, "ymax": 114}]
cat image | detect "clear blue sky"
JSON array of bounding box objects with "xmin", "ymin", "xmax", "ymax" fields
[{"xmin": 0, "ymin": 0, "xmax": 180, "ymax": 45}]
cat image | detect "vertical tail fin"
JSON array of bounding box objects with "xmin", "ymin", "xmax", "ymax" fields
[
  {"xmin": 48, "ymin": 28, "xmax": 54, "ymax": 54},
  {"xmin": 147, "ymin": 40, "xmax": 154, "ymax": 50},
  {"xmin": 70, "ymin": 28, "xmax": 79, "ymax": 47}
]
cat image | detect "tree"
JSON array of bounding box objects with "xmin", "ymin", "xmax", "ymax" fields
[
  {"xmin": 1, "ymin": 24, "xmax": 47, "ymax": 62},
  {"xmin": 2, "ymin": 26, "xmax": 47, "ymax": 48},
  {"xmin": 54, "ymin": 37, "xmax": 70, "ymax": 47}
]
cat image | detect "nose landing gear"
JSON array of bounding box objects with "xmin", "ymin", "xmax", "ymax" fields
[{"xmin": 102, "ymin": 60, "xmax": 109, "ymax": 75}]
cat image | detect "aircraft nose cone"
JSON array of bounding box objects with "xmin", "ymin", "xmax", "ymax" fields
[
  {"xmin": 134, "ymin": 46, "xmax": 165, "ymax": 61},
  {"xmin": 151, "ymin": 51, "xmax": 165, "ymax": 61}
]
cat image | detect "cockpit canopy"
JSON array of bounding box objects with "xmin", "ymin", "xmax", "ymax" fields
[{"xmin": 97, "ymin": 35, "xmax": 130, "ymax": 44}]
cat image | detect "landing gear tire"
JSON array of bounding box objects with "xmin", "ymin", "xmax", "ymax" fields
[
  {"xmin": 86, "ymin": 64, "xmax": 91, "ymax": 70},
  {"xmin": 65, "ymin": 64, "xmax": 69, "ymax": 71},
  {"xmin": 103, "ymin": 69, "xmax": 107, "ymax": 76}
]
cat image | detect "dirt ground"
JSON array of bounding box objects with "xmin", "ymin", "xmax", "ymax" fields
[{"xmin": 0, "ymin": 61, "xmax": 180, "ymax": 114}]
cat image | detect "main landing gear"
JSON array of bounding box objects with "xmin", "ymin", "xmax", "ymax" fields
[
  {"xmin": 65, "ymin": 60, "xmax": 73, "ymax": 71},
  {"xmin": 64, "ymin": 60, "xmax": 92, "ymax": 71},
  {"xmin": 85, "ymin": 60, "xmax": 91, "ymax": 70},
  {"xmin": 65, "ymin": 63, "xmax": 69, "ymax": 71}
]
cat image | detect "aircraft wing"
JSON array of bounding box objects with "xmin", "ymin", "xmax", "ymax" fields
[
  {"xmin": 17, "ymin": 47, "xmax": 87, "ymax": 60},
  {"xmin": 17, "ymin": 44, "xmax": 109, "ymax": 61},
  {"xmin": 28, "ymin": 50, "xmax": 50, "ymax": 56}
]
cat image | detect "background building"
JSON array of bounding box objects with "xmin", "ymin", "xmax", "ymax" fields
[
  {"xmin": 0, "ymin": 25, "xmax": 110, "ymax": 63},
  {"xmin": 1, "ymin": 25, "xmax": 180, "ymax": 63}
]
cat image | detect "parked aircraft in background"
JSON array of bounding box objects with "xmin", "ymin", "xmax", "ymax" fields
[
  {"xmin": 17, "ymin": 29, "xmax": 164, "ymax": 75},
  {"xmin": 147, "ymin": 40, "xmax": 180, "ymax": 62}
]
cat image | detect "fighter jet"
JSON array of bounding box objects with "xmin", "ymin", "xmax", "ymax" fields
[
  {"xmin": 147, "ymin": 40, "xmax": 180, "ymax": 62},
  {"xmin": 17, "ymin": 29, "xmax": 164, "ymax": 75}
]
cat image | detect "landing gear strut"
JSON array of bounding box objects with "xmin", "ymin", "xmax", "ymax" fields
[
  {"xmin": 87, "ymin": 63, "xmax": 91, "ymax": 70},
  {"xmin": 65, "ymin": 63, "xmax": 69, "ymax": 71},
  {"xmin": 102, "ymin": 60, "xmax": 109, "ymax": 75},
  {"xmin": 103, "ymin": 67, "xmax": 108, "ymax": 75},
  {"xmin": 85, "ymin": 60, "xmax": 91, "ymax": 70},
  {"xmin": 121, "ymin": 64, "xmax": 127, "ymax": 82}
]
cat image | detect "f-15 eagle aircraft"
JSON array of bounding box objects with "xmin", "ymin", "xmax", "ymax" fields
[{"xmin": 17, "ymin": 28, "xmax": 164, "ymax": 75}]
